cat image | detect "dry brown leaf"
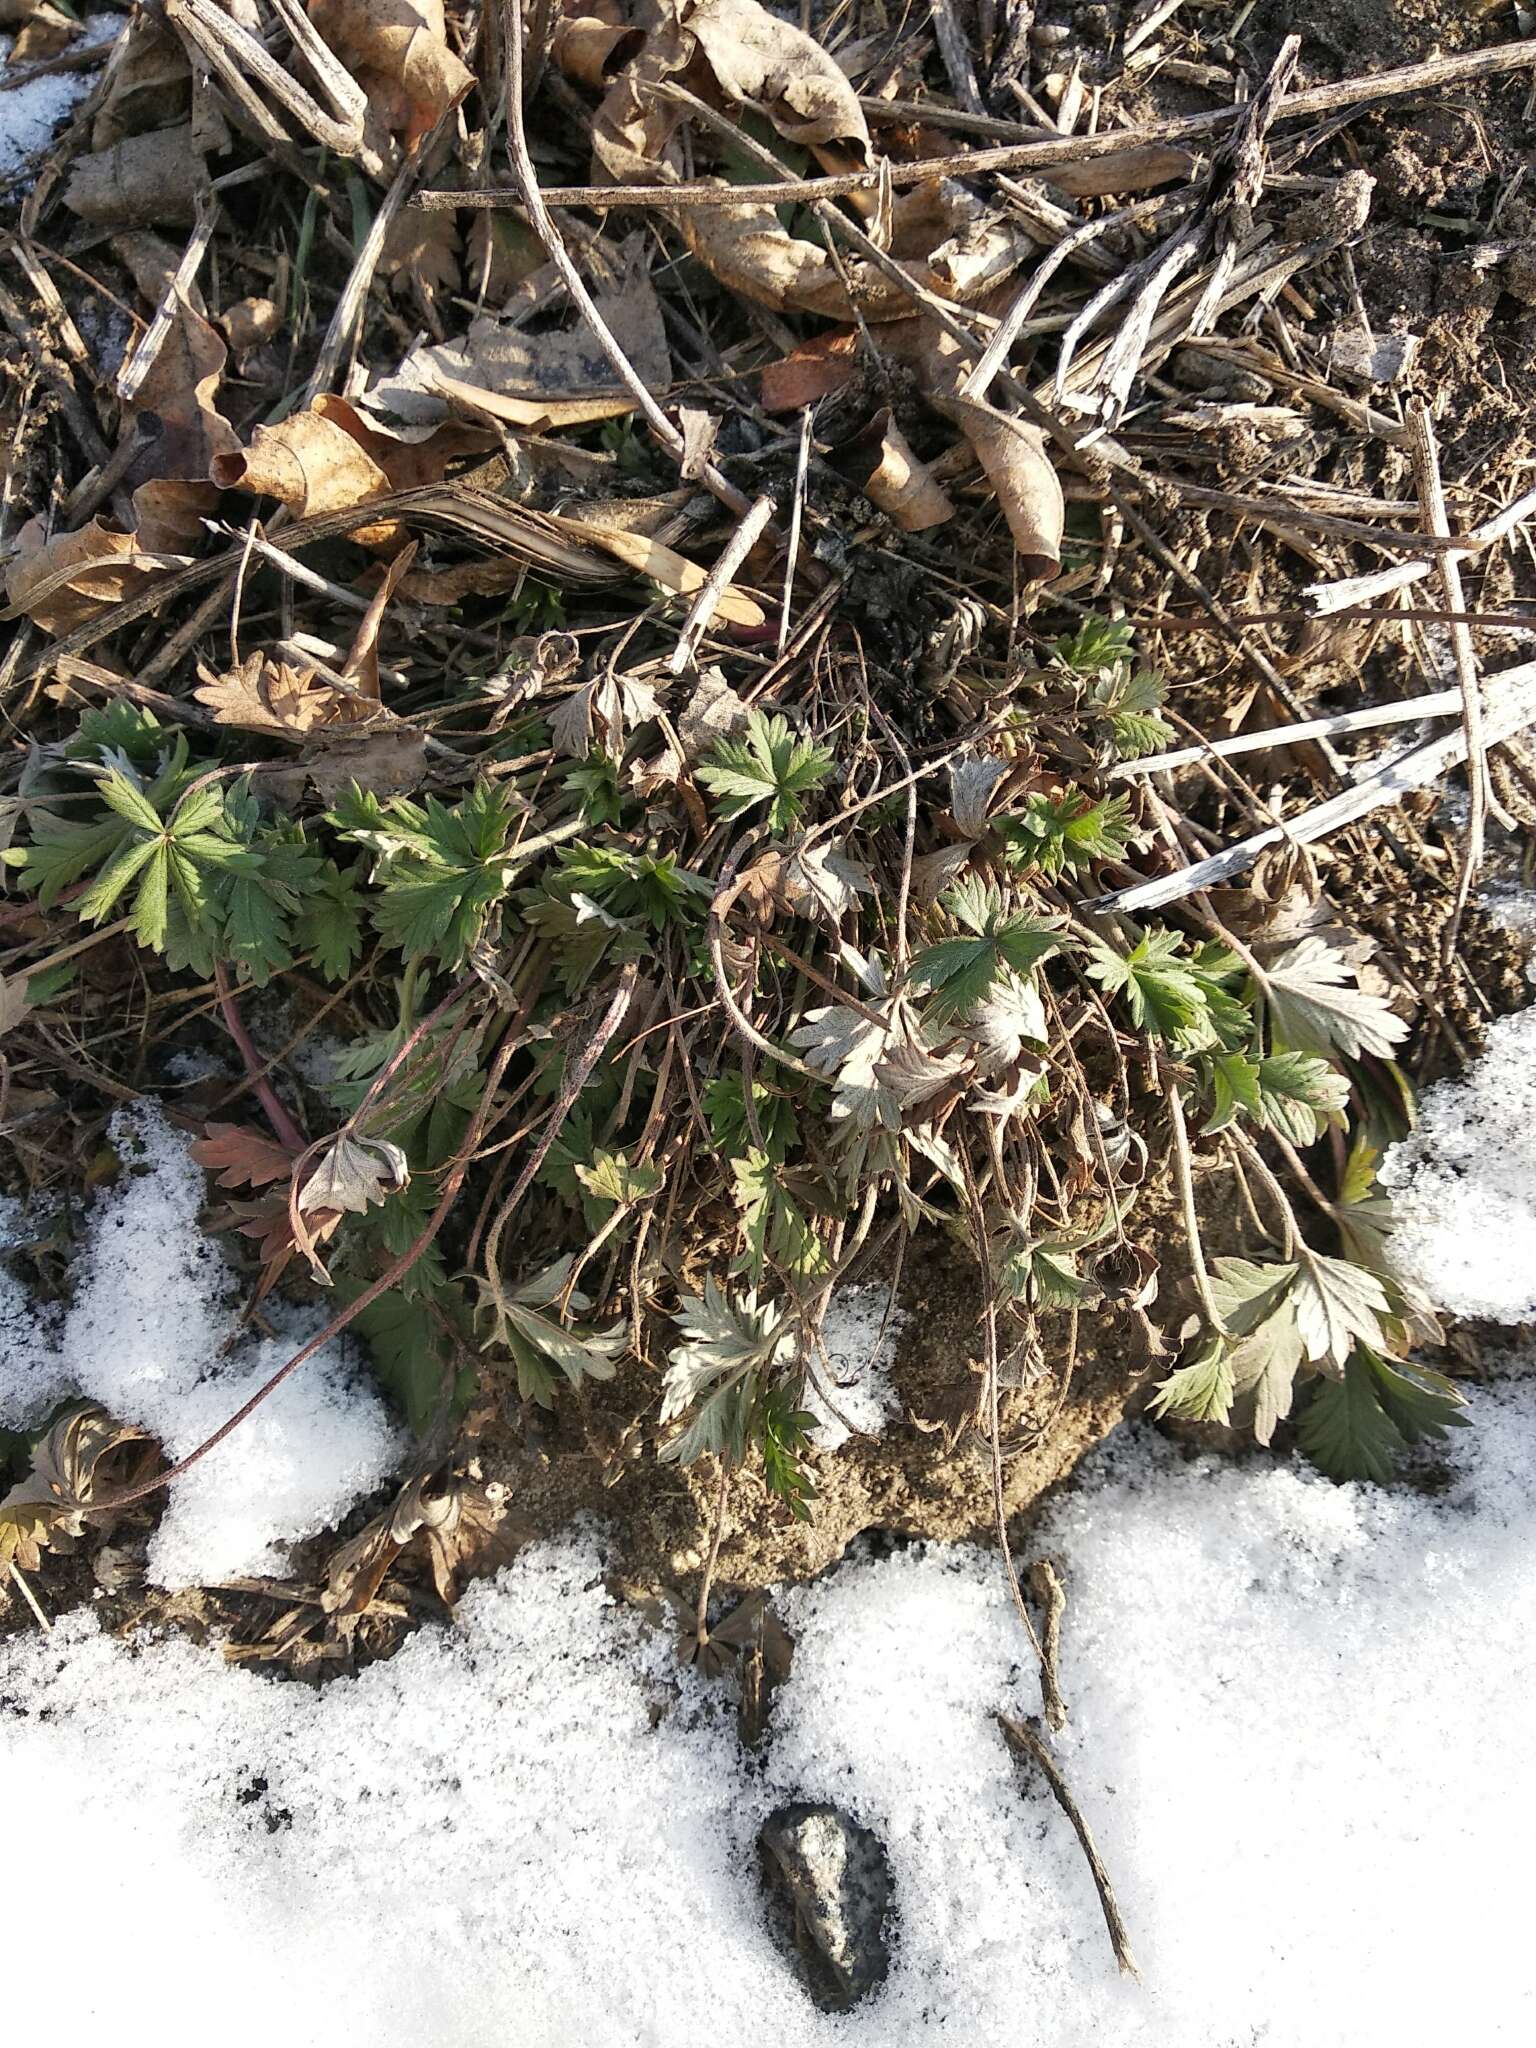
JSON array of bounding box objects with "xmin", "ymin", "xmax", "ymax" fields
[
  {"xmin": 219, "ymin": 296, "xmax": 283, "ymax": 355},
  {"xmin": 0, "ymin": 970, "xmax": 34, "ymax": 1038},
  {"xmin": 312, "ymin": 394, "xmax": 497, "ymax": 487},
  {"xmin": 760, "ymin": 328, "xmax": 861, "ymax": 411},
  {"xmin": 578, "ymin": 522, "xmax": 767, "ymax": 627},
  {"xmin": 113, "ymin": 232, "xmax": 242, "ymax": 477},
  {"xmin": 308, "ymin": 0, "xmax": 473, "ymax": 146},
  {"xmin": 62, "ymin": 126, "xmax": 199, "ymax": 228},
  {"xmin": 379, "ymin": 205, "xmax": 461, "ymax": 296},
  {"xmin": 265, "ymin": 726, "xmax": 431, "ymax": 806},
  {"xmin": 191, "ymin": 1122, "xmax": 301, "ymax": 1191},
  {"xmin": 363, "ymin": 237, "xmax": 670, "ymax": 432},
  {"xmin": 940, "ymin": 394, "xmax": 1062, "ymax": 578},
  {"xmin": 193, "ymin": 652, "xmax": 376, "ymax": 737},
  {"xmin": 91, "ymin": 17, "xmax": 191, "ymax": 149},
  {"xmin": 552, "ymin": 14, "xmax": 644, "ymax": 89},
  {"xmin": 1044, "ymin": 143, "xmax": 1197, "ymax": 199},
  {"xmin": 211, "ymin": 406, "xmax": 399, "ymax": 547},
  {"xmin": 340, "ymin": 540, "xmax": 419, "ymax": 699},
  {"xmin": 830, "ymin": 408, "xmax": 955, "ymax": 532},
  {"xmin": 0, "ymin": 1402, "xmax": 150, "ymax": 1572},
  {"xmin": 3, "ymin": 479, "xmax": 212, "ymax": 634},
  {"xmin": 11, "ymin": 3, "xmax": 76, "ymax": 62},
  {"xmin": 685, "ymin": 0, "xmax": 869, "ymax": 160},
  {"xmin": 921, "ymin": 330, "xmax": 1062, "ymax": 578}
]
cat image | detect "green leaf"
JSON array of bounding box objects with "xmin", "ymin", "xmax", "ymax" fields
[
  {"xmin": 294, "ymin": 861, "xmax": 366, "ymax": 982},
  {"xmin": 1054, "ymin": 616, "xmax": 1136, "ymax": 673},
  {"xmin": 912, "ymin": 880, "xmax": 1062, "ymax": 1022},
  {"xmin": 1086, "ymin": 926, "xmax": 1217, "ymax": 1051},
  {"xmin": 1150, "ymin": 1336, "xmax": 1235, "ymax": 1424},
  {"xmin": 344, "ymin": 1282, "xmax": 473, "ymax": 1435},
  {"xmin": 1000, "ymin": 790, "xmax": 1138, "ymax": 877},
  {"xmin": 696, "ymin": 711, "xmax": 835, "ymax": 834},
  {"xmin": 1202, "ymin": 1050, "xmax": 1262, "ymax": 1134},
  {"xmin": 1253, "ymin": 1051, "xmax": 1352, "ymax": 1146},
  {"xmin": 575, "ymin": 1148, "xmax": 664, "ymax": 1209},
  {"xmin": 1208, "ymin": 1256, "xmax": 1298, "ymax": 1336},
  {"xmin": 1227, "ymin": 1299, "xmax": 1306, "ymax": 1445},
  {"xmin": 1299, "ymin": 1348, "xmax": 1466, "ymax": 1484},
  {"xmin": 702, "ymin": 1072, "xmax": 799, "ymax": 1163},
  {"xmin": 1291, "ymin": 1252, "xmax": 1390, "ymax": 1373},
  {"xmin": 1261, "ymin": 938, "xmax": 1409, "ymax": 1061},
  {"xmin": 659, "ymin": 1278, "xmax": 795, "ymax": 1463},
  {"xmin": 488, "ymin": 1255, "xmax": 628, "ymax": 1409},
  {"xmin": 731, "ymin": 1151, "xmax": 828, "ymax": 1284}
]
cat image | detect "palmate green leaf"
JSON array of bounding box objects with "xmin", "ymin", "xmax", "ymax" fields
[
  {"xmin": 1202, "ymin": 1050, "xmax": 1263, "ymax": 1134},
  {"xmin": 294, "ymin": 860, "xmax": 366, "ymax": 982},
  {"xmin": 1292, "ymin": 1251, "xmax": 1390, "ymax": 1373},
  {"xmin": 1299, "ymin": 1347, "xmax": 1468, "ymax": 1484},
  {"xmin": 1086, "ymin": 927, "xmax": 1210, "ymax": 1047},
  {"xmin": 1150, "ymin": 1336, "xmax": 1235, "ymax": 1424},
  {"xmin": 731, "ymin": 1150, "xmax": 828, "ymax": 1285},
  {"xmin": 480, "ymin": 1255, "xmax": 628, "ymax": 1410},
  {"xmin": 999, "ymin": 1240, "xmax": 1091, "ymax": 1309},
  {"xmin": 696, "ymin": 710, "xmax": 835, "ymax": 834},
  {"xmin": 1208, "ymin": 1256, "xmax": 1298, "ymax": 1335},
  {"xmin": 913, "ymin": 879, "xmax": 1062, "ymax": 1023},
  {"xmin": 1000, "ymin": 790, "xmax": 1138, "ymax": 877},
  {"xmin": 342, "ymin": 1281, "xmax": 476, "ymax": 1435},
  {"xmin": 659, "ymin": 1278, "xmax": 795, "ymax": 1464},
  {"xmin": 1261, "ymin": 938, "xmax": 1410, "ymax": 1061},
  {"xmin": 1055, "ymin": 616, "xmax": 1136, "ymax": 672},
  {"xmin": 702, "ymin": 1072, "xmax": 799, "ymax": 1164},
  {"xmin": 15, "ymin": 807, "xmax": 134, "ymax": 906},
  {"xmin": 575, "ymin": 1148, "xmax": 664, "ymax": 1209},
  {"xmin": 1253, "ymin": 1051, "xmax": 1352, "ymax": 1146},
  {"xmin": 1227, "ymin": 1298, "xmax": 1306, "ymax": 1446},
  {"xmin": 333, "ymin": 782, "xmax": 526, "ymax": 967}
]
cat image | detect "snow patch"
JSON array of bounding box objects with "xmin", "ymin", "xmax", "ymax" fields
[
  {"xmin": 0, "ymin": 1103, "xmax": 401, "ymax": 1585},
  {"xmin": 4, "ymin": 1377, "xmax": 1535, "ymax": 2044},
  {"xmin": 0, "ymin": 22, "xmax": 116, "ymax": 179},
  {"xmin": 805, "ymin": 1282, "xmax": 905, "ymax": 1449},
  {"xmin": 1381, "ymin": 1005, "xmax": 1536, "ymax": 1321}
]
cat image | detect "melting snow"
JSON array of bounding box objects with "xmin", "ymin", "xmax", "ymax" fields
[
  {"xmin": 3, "ymin": 1373, "xmax": 1534, "ymax": 2044},
  {"xmin": 0, "ymin": 1104, "xmax": 400, "ymax": 1585},
  {"xmin": 805, "ymin": 1282, "xmax": 906, "ymax": 1449},
  {"xmin": 1382, "ymin": 1004, "xmax": 1536, "ymax": 1322}
]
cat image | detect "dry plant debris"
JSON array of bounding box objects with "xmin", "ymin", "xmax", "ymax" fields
[{"xmin": 1, "ymin": 5, "xmax": 1534, "ymax": 1725}]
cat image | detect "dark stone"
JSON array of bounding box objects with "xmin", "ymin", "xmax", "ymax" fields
[{"xmin": 758, "ymin": 1801, "xmax": 893, "ymax": 2012}]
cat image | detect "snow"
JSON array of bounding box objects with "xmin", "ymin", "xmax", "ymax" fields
[
  {"xmin": 1381, "ymin": 1004, "xmax": 1536, "ymax": 1322},
  {"xmin": 0, "ymin": 23, "xmax": 116, "ymax": 180},
  {"xmin": 4, "ymin": 1372, "xmax": 1535, "ymax": 2045},
  {"xmin": 0, "ymin": 1103, "xmax": 401, "ymax": 1586},
  {"xmin": 805, "ymin": 1281, "xmax": 905, "ymax": 1449}
]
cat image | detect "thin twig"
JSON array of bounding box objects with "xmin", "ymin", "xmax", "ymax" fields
[{"xmin": 997, "ymin": 1713, "xmax": 1140, "ymax": 1979}]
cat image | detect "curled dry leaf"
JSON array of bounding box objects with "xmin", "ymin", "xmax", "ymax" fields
[
  {"xmin": 112, "ymin": 232, "xmax": 242, "ymax": 478},
  {"xmin": 309, "ymin": 0, "xmax": 473, "ymax": 146},
  {"xmin": 3, "ymin": 479, "xmax": 211, "ymax": 635},
  {"xmin": 299, "ymin": 1132, "xmax": 411, "ymax": 1215},
  {"xmin": 552, "ymin": 13, "xmax": 645, "ymax": 89},
  {"xmin": 0, "ymin": 1402, "xmax": 150, "ymax": 1572},
  {"xmin": 211, "ymin": 407, "xmax": 397, "ymax": 545},
  {"xmin": 91, "ymin": 15, "xmax": 191, "ymax": 149},
  {"xmin": 193, "ymin": 651, "xmax": 377, "ymax": 737},
  {"xmin": 62, "ymin": 126, "xmax": 199, "ymax": 229},
  {"xmin": 830, "ymin": 409, "xmax": 955, "ymax": 532},
  {"xmin": 923, "ymin": 331, "xmax": 1063, "ymax": 579},
  {"xmin": 685, "ymin": 0, "xmax": 869, "ymax": 161},
  {"xmin": 364, "ymin": 235, "xmax": 670, "ymax": 433}
]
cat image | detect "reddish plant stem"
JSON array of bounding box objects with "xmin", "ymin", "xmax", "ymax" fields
[
  {"xmin": 213, "ymin": 960, "xmax": 307, "ymax": 1153},
  {"xmin": 86, "ymin": 973, "xmax": 559, "ymax": 1516}
]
